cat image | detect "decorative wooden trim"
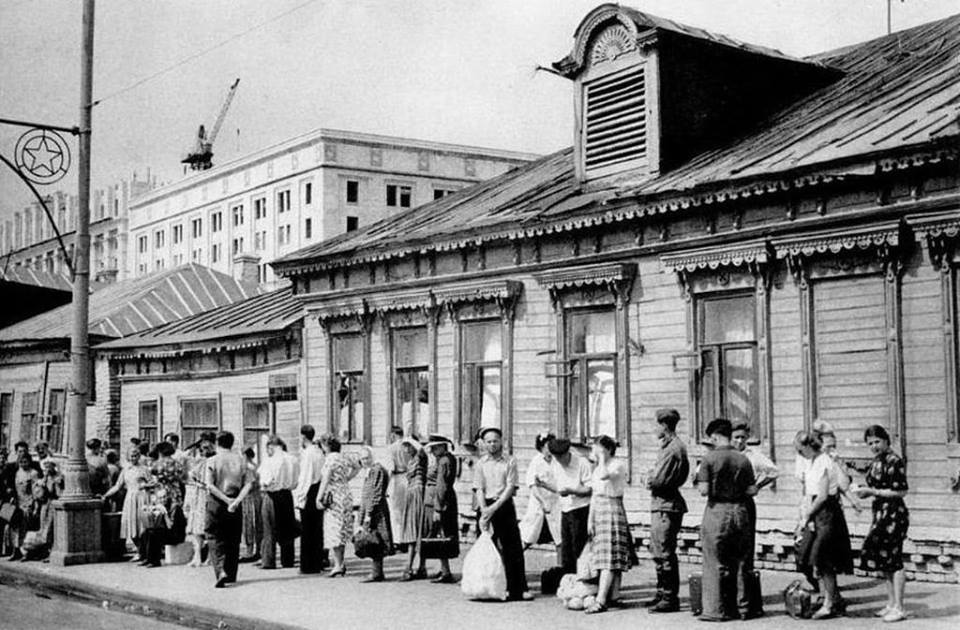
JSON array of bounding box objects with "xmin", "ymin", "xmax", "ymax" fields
[
  {"xmin": 615, "ymin": 296, "xmax": 632, "ymax": 478},
  {"xmin": 534, "ymin": 262, "xmax": 636, "ymax": 312},
  {"xmin": 773, "ymin": 220, "xmax": 903, "ymax": 278},
  {"xmin": 885, "ymin": 262, "xmax": 908, "ymax": 461}
]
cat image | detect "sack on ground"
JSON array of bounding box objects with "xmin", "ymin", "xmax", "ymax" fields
[
  {"xmin": 540, "ymin": 566, "xmax": 565, "ymax": 595},
  {"xmin": 460, "ymin": 532, "xmax": 507, "ymax": 601},
  {"xmin": 784, "ymin": 579, "xmax": 813, "ymax": 619}
]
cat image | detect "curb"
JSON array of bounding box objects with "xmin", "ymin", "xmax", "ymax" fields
[{"xmin": 0, "ymin": 562, "xmax": 304, "ymax": 630}]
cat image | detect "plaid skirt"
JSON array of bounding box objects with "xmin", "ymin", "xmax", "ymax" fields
[{"xmin": 590, "ymin": 495, "xmax": 632, "ymax": 572}]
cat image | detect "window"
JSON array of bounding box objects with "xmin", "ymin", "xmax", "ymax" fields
[
  {"xmin": 242, "ymin": 398, "xmax": 270, "ymax": 462},
  {"xmin": 191, "ymin": 248, "xmax": 201, "ymax": 262},
  {"xmin": 277, "ymin": 189, "xmax": 291, "ymax": 213},
  {"xmin": 211, "ymin": 212, "xmax": 223, "ymax": 233},
  {"xmin": 232, "ymin": 204, "xmax": 244, "ymax": 227},
  {"xmin": 696, "ymin": 293, "xmax": 759, "ymax": 439},
  {"xmin": 386, "ymin": 184, "xmax": 412, "ymax": 208},
  {"xmin": 211, "ymin": 243, "xmax": 221, "ymax": 263},
  {"xmin": 180, "ymin": 398, "xmax": 219, "ymax": 446},
  {"xmin": 258, "ymin": 264, "xmax": 268, "ymax": 284},
  {"xmin": 254, "ymin": 197, "xmax": 267, "ymax": 220},
  {"xmin": 333, "ymin": 335, "xmax": 365, "ymax": 443},
  {"xmin": 137, "ymin": 235, "xmax": 147, "ymax": 254},
  {"xmin": 139, "ymin": 400, "xmax": 159, "ymax": 445},
  {"xmin": 154, "ymin": 230, "xmax": 165, "ymax": 248},
  {"xmin": 277, "ymin": 224, "xmax": 291, "ymax": 246},
  {"xmin": 346, "ymin": 216, "xmax": 358, "ymax": 232},
  {"xmin": 460, "ymin": 321, "xmax": 502, "ymax": 441},
  {"xmin": 174, "ymin": 253, "xmax": 183, "ymax": 266},
  {"xmin": 305, "ymin": 218, "xmax": 312, "ymax": 239},
  {"xmin": 138, "ymin": 263, "xmax": 147, "ymax": 275},
  {"xmin": 155, "ymin": 258, "xmax": 164, "ymax": 270},
  {"xmin": 304, "ymin": 182, "xmax": 313, "ymax": 205},
  {"xmin": 392, "ymin": 328, "xmax": 430, "ymax": 437},
  {"xmin": 564, "ymin": 310, "xmax": 617, "ymax": 440},
  {"xmin": 0, "ymin": 393, "xmax": 12, "ymax": 448},
  {"xmin": 255, "ymin": 230, "xmax": 266, "ymax": 251},
  {"xmin": 41, "ymin": 389, "xmax": 66, "ymax": 453},
  {"xmin": 433, "ymin": 187, "xmax": 457, "ymax": 200},
  {"xmin": 232, "ymin": 237, "xmax": 244, "ymax": 255},
  {"xmin": 20, "ymin": 391, "xmax": 39, "ymax": 443},
  {"xmin": 172, "ymin": 224, "xmax": 183, "ymax": 244},
  {"xmin": 191, "ymin": 218, "xmax": 202, "ymax": 238},
  {"xmin": 346, "ymin": 180, "xmax": 359, "ymax": 204}
]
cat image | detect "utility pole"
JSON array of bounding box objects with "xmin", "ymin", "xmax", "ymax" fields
[{"xmin": 50, "ymin": 0, "xmax": 103, "ymax": 566}]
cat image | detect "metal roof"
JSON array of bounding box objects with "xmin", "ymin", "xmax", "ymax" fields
[
  {"xmin": 0, "ymin": 264, "xmax": 261, "ymax": 343},
  {"xmin": 95, "ymin": 286, "xmax": 301, "ymax": 350},
  {"xmin": 0, "ymin": 267, "xmax": 105, "ymax": 293},
  {"xmin": 273, "ymin": 13, "xmax": 960, "ymax": 273}
]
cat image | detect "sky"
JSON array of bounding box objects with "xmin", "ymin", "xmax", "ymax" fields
[{"xmin": 1, "ymin": 0, "xmax": 958, "ymax": 222}]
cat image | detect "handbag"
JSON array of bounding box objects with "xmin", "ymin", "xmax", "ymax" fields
[
  {"xmin": 353, "ymin": 528, "xmax": 384, "ymax": 559},
  {"xmin": 0, "ymin": 502, "xmax": 22, "ymax": 527},
  {"xmin": 783, "ymin": 579, "xmax": 813, "ymax": 619},
  {"xmin": 419, "ymin": 522, "xmax": 458, "ymax": 559}
]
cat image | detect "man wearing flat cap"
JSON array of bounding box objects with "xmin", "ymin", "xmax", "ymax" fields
[
  {"xmin": 472, "ymin": 427, "xmax": 533, "ymax": 601},
  {"xmin": 647, "ymin": 408, "xmax": 690, "ymax": 613}
]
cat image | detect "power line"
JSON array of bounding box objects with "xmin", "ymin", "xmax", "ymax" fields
[{"xmin": 91, "ymin": 0, "xmax": 321, "ymax": 107}]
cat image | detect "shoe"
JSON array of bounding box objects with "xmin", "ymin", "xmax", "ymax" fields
[
  {"xmin": 361, "ymin": 574, "xmax": 385, "ymax": 583},
  {"xmin": 7, "ymin": 551, "xmax": 22, "ymax": 562},
  {"xmin": 650, "ymin": 600, "xmax": 680, "ymax": 613},
  {"xmin": 399, "ymin": 570, "xmax": 414, "ymax": 582},
  {"xmin": 239, "ymin": 555, "xmax": 259, "ymax": 564},
  {"xmin": 875, "ymin": 606, "xmax": 892, "ymax": 618},
  {"xmin": 811, "ymin": 606, "xmax": 834, "ymax": 620},
  {"xmin": 223, "ymin": 576, "xmax": 236, "ymax": 584},
  {"xmin": 584, "ymin": 601, "xmax": 608, "ymax": 614},
  {"xmin": 214, "ymin": 577, "xmax": 228, "ymax": 588},
  {"xmin": 129, "ymin": 555, "xmax": 141, "ymax": 563},
  {"xmin": 882, "ymin": 608, "xmax": 906, "ymax": 623},
  {"xmin": 520, "ymin": 591, "xmax": 535, "ymax": 601},
  {"xmin": 643, "ymin": 595, "xmax": 663, "ymax": 608},
  {"xmin": 412, "ymin": 568, "xmax": 428, "ymax": 580},
  {"xmin": 431, "ymin": 573, "xmax": 457, "ymax": 584},
  {"xmin": 260, "ymin": 564, "xmax": 277, "ymax": 570},
  {"xmin": 327, "ymin": 566, "xmax": 346, "ymax": 577}
]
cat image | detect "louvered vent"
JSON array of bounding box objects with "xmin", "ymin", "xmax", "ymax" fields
[{"xmin": 582, "ymin": 64, "xmax": 646, "ymax": 176}]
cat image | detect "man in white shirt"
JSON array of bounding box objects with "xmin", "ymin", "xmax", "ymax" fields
[
  {"xmin": 258, "ymin": 436, "xmax": 300, "ymax": 569},
  {"xmin": 536, "ymin": 437, "xmax": 592, "ymax": 574},
  {"xmin": 293, "ymin": 424, "xmax": 326, "ymax": 573}
]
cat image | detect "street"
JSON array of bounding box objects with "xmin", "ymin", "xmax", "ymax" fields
[{"xmin": 0, "ymin": 584, "xmax": 188, "ymax": 630}]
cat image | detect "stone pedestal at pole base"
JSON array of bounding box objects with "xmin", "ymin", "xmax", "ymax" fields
[{"xmin": 49, "ymin": 498, "xmax": 104, "ymax": 566}]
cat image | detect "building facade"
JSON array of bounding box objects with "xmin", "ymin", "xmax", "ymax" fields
[
  {"xmin": 272, "ymin": 7, "xmax": 960, "ymax": 582},
  {"xmin": 0, "ymin": 174, "xmax": 155, "ymax": 284},
  {"xmin": 127, "ymin": 129, "xmax": 537, "ymax": 286}
]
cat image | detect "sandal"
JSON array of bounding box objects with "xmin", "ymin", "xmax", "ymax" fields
[
  {"xmin": 584, "ymin": 601, "xmax": 608, "ymax": 614},
  {"xmin": 399, "ymin": 570, "xmax": 414, "ymax": 582}
]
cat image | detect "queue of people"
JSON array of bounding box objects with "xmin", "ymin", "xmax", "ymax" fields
[{"xmin": 0, "ymin": 410, "xmax": 912, "ymax": 623}]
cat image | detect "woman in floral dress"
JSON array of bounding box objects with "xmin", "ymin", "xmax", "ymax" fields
[
  {"xmin": 855, "ymin": 425, "xmax": 910, "ymax": 623},
  {"xmin": 316, "ymin": 433, "xmax": 361, "ymax": 576},
  {"xmin": 140, "ymin": 442, "xmax": 186, "ymax": 567}
]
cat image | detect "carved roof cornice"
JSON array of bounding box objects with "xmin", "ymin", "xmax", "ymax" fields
[
  {"xmin": 533, "ymin": 262, "xmax": 636, "ymax": 291},
  {"xmin": 906, "ymin": 210, "xmax": 960, "ymax": 270},
  {"xmin": 771, "ymin": 220, "xmax": 904, "ymax": 259},
  {"xmin": 432, "ymin": 279, "xmax": 523, "ymax": 307}
]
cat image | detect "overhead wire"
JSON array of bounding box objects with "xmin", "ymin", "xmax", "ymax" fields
[{"xmin": 91, "ymin": 0, "xmax": 321, "ymax": 107}]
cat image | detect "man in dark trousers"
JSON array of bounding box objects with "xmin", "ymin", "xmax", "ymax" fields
[
  {"xmin": 696, "ymin": 418, "xmax": 757, "ymax": 621},
  {"xmin": 474, "ymin": 427, "xmax": 533, "ymax": 601},
  {"xmin": 205, "ymin": 431, "xmax": 254, "ymax": 588},
  {"xmin": 293, "ymin": 424, "xmax": 326, "ymax": 573},
  {"xmin": 536, "ymin": 437, "xmax": 592, "ymax": 574},
  {"xmin": 647, "ymin": 408, "xmax": 690, "ymax": 613},
  {"xmin": 258, "ymin": 435, "xmax": 299, "ymax": 569}
]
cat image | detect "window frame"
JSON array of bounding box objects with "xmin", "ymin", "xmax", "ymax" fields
[
  {"xmin": 241, "ymin": 397, "xmax": 271, "ymax": 462},
  {"xmin": 19, "ymin": 390, "xmax": 39, "ymax": 444},
  {"xmin": 179, "ymin": 396, "xmax": 221, "ymax": 447},
  {"xmin": 561, "ymin": 307, "xmax": 620, "ymax": 443},
  {"xmin": 138, "ymin": 399, "xmax": 160, "ymax": 446},
  {"xmin": 329, "ymin": 333, "xmax": 369, "ymax": 444},
  {"xmin": 389, "ymin": 325, "xmax": 432, "ymax": 439},
  {"xmin": 455, "ymin": 318, "xmax": 506, "ymax": 445},
  {"xmin": 0, "ymin": 392, "xmax": 12, "ymax": 449},
  {"xmin": 345, "ymin": 179, "xmax": 359, "ymax": 205},
  {"xmin": 386, "ymin": 183, "xmax": 413, "ymax": 208}
]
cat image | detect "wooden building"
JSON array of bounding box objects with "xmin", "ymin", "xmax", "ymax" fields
[
  {"xmin": 272, "ymin": 6, "xmax": 960, "ymax": 581},
  {"xmin": 0, "ymin": 265, "xmax": 259, "ymax": 452},
  {"xmin": 95, "ymin": 287, "xmax": 304, "ymax": 459}
]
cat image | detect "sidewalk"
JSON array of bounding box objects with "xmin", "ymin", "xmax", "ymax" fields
[{"xmin": 0, "ymin": 548, "xmax": 958, "ymax": 630}]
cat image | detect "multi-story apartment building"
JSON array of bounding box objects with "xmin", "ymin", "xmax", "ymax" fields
[
  {"xmin": 127, "ymin": 128, "xmax": 538, "ymax": 285},
  {"xmin": 0, "ymin": 174, "xmax": 155, "ymax": 283}
]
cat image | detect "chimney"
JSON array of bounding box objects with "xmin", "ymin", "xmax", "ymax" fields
[{"xmin": 233, "ymin": 253, "xmax": 260, "ymax": 286}]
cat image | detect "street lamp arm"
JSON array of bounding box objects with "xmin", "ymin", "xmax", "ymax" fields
[
  {"xmin": 0, "ymin": 117, "xmax": 80, "ymax": 136},
  {"xmin": 0, "ymin": 152, "xmax": 76, "ymax": 279}
]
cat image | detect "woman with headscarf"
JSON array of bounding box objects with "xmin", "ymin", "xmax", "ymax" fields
[
  {"xmin": 397, "ymin": 437, "xmax": 428, "ymax": 581},
  {"xmin": 422, "ymin": 434, "xmax": 459, "ymax": 583},
  {"xmin": 316, "ymin": 433, "xmax": 361, "ymax": 576},
  {"xmin": 357, "ymin": 445, "xmax": 394, "ymax": 582},
  {"xmin": 102, "ymin": 446, "xmax": 152, "ymax": 561},
  {"xmin": 855, "ymin": 425, "xmax": 910, "ymax": 623}
]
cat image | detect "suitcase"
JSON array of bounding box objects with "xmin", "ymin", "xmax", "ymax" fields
[
  {"xmin": 689, "ymin": 571, "xmax": 703, "ymax": 616},
  {"xmin": 540, "ymin": 566, "xmax": 565, "ymax": 595},
  {"xmin": 742, "ymin": 569, "xmax": 764, "ymax": 618},
  {"xmin": 783, "ymin": 579, "xmax": 813, "ymax": 619}
]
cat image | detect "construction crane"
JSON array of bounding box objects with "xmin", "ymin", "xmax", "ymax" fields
[{"xmin": 182, "ymin": 78, "xmax": 240, "ymax": 171}]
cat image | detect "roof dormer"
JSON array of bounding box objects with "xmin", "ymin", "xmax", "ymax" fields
[{"xmin": 555, "ymin": 4, "xmax": 842, "ymax": 186}]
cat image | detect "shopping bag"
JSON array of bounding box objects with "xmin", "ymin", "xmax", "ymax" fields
[
  {"xmin": 576, "ymin": 539, "xmax": 598, "ymax": 583},
  {"xmin": 783, "ymin": 579, "xmax": 813, "ymax": 619},
  {"xmin": 460, "ymin": 531, "xmax": 508, "ymax": 601},
  {"xmin": 353, "ymin": 528, "xmax": 383, "ymax": 559},
  {"xmin": 0, "ymin": 502, "xmax": 22, "ymax": 527}
]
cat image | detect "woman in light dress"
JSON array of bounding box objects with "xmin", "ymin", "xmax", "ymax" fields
[
  {"xmin": 317, "ymin": 433, "xmax": 361, "ymax": 576},
  {"xmin": 518, "ymin": 432, "xmax": 561, "ymax": 553},
  {"xmin": 183, "ymin": 433, "xmax": 215, "ymax": 567},
  {"xmin": 102, "ymin": 446, "xmax": 152, "ymax": 561}
]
